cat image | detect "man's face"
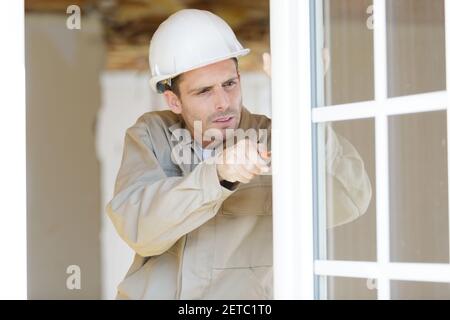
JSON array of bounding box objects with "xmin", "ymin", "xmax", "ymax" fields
[{"xmin": 164, "ymin": 59, "xmax": 243, "ymax": 146}]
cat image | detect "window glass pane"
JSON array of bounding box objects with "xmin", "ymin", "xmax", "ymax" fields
[
  {"xmin": 318, "ymin": 276, "xmax": 378, "ymax": 299},
  {"xmin": 316, "ymin": 119, "xmax": 376, "ymax": 261},
  {"xmin": 387, "ymin": 0, "xmax": 446, "ymax": 97},
  {"xmin": 318, "ymin": 0, "xmax": 374, "ymax": 106},
  {"xmin": 389, "ymin": 111, "xmax": 449, "ymax": 263},
  {"xmin": 391, "ymin": 280, "xmax": 450, "ymax": 299}
]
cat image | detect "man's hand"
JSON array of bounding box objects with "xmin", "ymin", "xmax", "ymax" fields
[{"xmin": 215, "ymin": 139, "xmax": 271, "ymax": 184}]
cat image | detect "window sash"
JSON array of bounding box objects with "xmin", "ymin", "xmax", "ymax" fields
[{"xmin": 271, "ymin": 0, "xmax": 450, "ymax": 300}]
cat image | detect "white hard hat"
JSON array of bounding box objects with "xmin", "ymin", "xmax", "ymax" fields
[{"xmin": 149, "ymin": 9, "xmax": 250, "ymax": 93}]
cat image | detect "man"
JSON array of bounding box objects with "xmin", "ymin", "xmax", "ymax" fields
[
  {"xmin": 106, "ymin": 9, "xmax": 372, "ymax": 300},
  {"xmin": 107, "ymin": 9, "xmax": 274, "ymax": 299}
]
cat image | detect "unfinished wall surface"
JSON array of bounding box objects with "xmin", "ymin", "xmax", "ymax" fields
[{"xmin": 26, "ymin": 13, "xmax": 104, "ymax": 299}]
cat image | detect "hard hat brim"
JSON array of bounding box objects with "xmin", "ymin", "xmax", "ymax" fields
[{"xmin": 149, "ymin": 48, "xmax": 250, "ymax": 93}]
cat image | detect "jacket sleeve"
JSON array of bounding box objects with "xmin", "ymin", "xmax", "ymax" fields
[{"xmin": 106, "ymin": 122, "xmax": 236, "ymax": 257}]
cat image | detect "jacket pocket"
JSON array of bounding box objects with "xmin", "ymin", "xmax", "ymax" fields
[
  {"xmin": 213, "ymin": 213, "xmax": 273, "ymax": 269},
  {"xmin": 206, "ymin": 266, "xmax": 273, "ymax": 299}
]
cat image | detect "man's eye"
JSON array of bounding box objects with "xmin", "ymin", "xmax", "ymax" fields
[
  {"xmin": 224, "ymin": 81, "xmax": 236, "ymax": 87},
  {"xmin": 197, "ymin": 88, "xmax": 210, "ymax": 95}
]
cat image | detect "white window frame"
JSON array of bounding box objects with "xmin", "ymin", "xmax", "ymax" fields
[
  {"xmin": 0, "ymin": 0, "xmax": 27, "ymax": 299},
  {"xmin": 271, "ymin": 0, "xmax": 450, "ymax": 300}
]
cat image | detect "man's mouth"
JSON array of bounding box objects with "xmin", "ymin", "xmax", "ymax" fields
[{"xmin": 213, "ymin": 116, "xmax": 234, "ymax": 123}]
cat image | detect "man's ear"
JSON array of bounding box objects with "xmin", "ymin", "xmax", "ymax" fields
[{"xmin": 163, "ymin": 90, "xmax": 182, "ymax": 114}]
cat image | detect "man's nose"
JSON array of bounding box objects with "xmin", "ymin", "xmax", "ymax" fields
[{"xmin": 214, "ymin": 86, "xmax": 230, "ymax": 111}]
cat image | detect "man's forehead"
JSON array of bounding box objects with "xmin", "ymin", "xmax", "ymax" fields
[{"xmin": 181, "ymin": 60, "xmax": 238, "ymax": 89}]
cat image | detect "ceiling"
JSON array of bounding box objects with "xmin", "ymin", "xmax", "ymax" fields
[{"xmin": 26, "ymin": 0, "xmax": 270, "ymax": 72}]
